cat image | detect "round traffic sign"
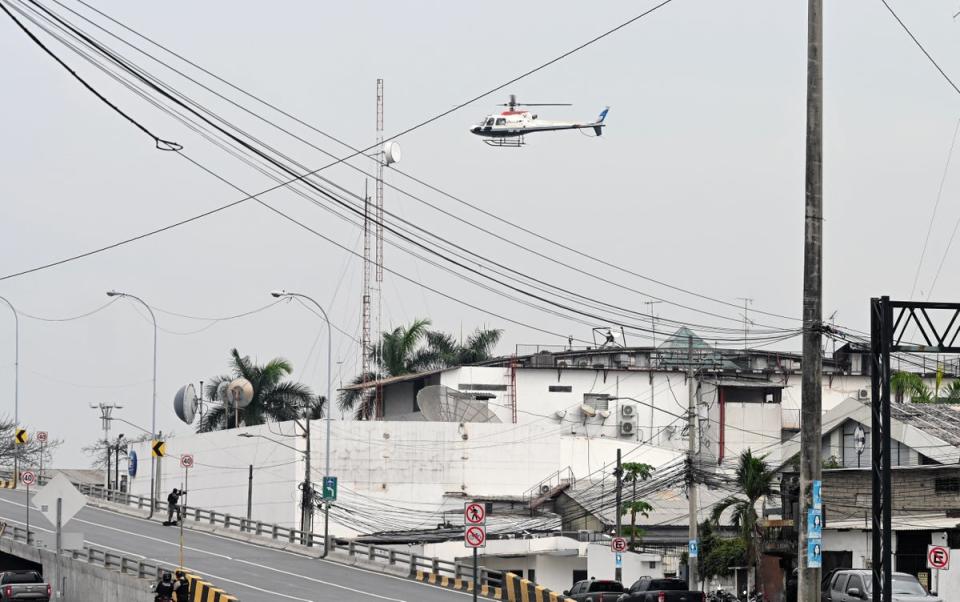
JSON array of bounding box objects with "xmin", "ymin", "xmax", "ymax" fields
[
  {"xmin": 20, "ymin": 471, "xmax": 35, "ymax": 486},
  {"xmin": 465, "ymin": 526, "xmax": 486, "ymax": 548},
  {"xmin": 928, "ymin": 545, "xmax": 950, "ymax": 570},
  {"xmin": 179, "ymin": 454, "xmax": 194, "ymax": 469},
  {"xmin": 611, "ymin": 536, "xmax": 628, "ymax": 553},
  {"xmin": 37, "ymin": 431, "xmax": 48, "ymax": 444},
  {"xmin": 464, "ymin": 502, "xmax": 486, "ymax": 525}
]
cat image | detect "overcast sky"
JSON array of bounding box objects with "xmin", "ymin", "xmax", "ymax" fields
[{"xmin": 2, "ymin": 0, "xmax": 960, "ymax": 466}]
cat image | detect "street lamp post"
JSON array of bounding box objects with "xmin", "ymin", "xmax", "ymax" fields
[
  {"xmin": 271, "ymin": 290, "xmax": 333, "ymax": 556},
  {"xmin": 0, "ymin": 297, "xmax": 19, "ymax": 481},
  {"xmin": 106, "ymin": 290, "xmax": 158, "ymax": 518}
]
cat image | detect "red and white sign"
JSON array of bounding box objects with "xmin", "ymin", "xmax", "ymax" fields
[
  {"xmin": 20, "ymin": 471, "xmax": 35, "ymax": 487},
  {"xmin": 464, "ymin": 502, "xmax": 486, "ymax": 525},
  {"xmin": 611, "ymin": 537, "xmax": 628, "ymax": 553},
  {"xmin": 179, "ymin": 454, "xmax": 194, "ymax": 469},
  {"xmin": 928, "ymin": 545, "xmax": 950, "ymax": 570},
  {"xmin": 36, "ymin": 431, "xmax": 48, "ymax": 444},
  {"xmin": 465, "ymin": 525, "xmax": 486, "ymax": 548}
]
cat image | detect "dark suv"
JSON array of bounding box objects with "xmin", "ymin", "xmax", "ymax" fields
[
  {"xmin": 823, "ymin": 570, "xmax": 940, "ymax": 602},
  {"xmin": 564, "ymin": 579, "xmax": 625, "ymax": 602}
]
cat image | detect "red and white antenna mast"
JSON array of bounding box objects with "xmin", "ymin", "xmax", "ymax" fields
[{"xmin": 374, "ymin": 78, "xmax": 385, "ymax": 419}]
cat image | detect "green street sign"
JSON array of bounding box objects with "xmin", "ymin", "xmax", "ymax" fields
[{"xmin": 322, "ymin": 476, "xmax": 337, "ymax": 501}]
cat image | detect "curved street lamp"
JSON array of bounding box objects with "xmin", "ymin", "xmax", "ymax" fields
[
  {"xmin": 271, "ymin": 289, "xmax": 333, "ymax": 556},
  {"xmin": 0, "ymin": 296, "xmax": 20, "ymax": 479},
  {"xmin": 106, "ymin": 290, "xmax": 158, "ymax": 517}
]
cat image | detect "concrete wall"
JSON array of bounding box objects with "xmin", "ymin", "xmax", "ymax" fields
[
  {"xmin": 822, "ymin": 529, "xmax": 872, "ymax": 569},
  {"xmin": 130, "ymin": 419, "xmax": 680, "ymax": 537},
  {"xmin": 586, "ymin": 543, "xmax": 663, "ymax": 586},
  {"xmin": 0, "ymin": 535, "xmax": 154, "ymax": 602},
  {"xmin": 811, "ymin": 465, "xmax": 960, "ymax": 521}
]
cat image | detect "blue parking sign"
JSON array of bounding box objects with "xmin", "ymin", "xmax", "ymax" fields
[
  {"xmin": 615, "ymin": 553, "xmax": 623, "ymax": 568},
  {"xmin": 689, "ymin": 539, "xmax": 699, "ymax": 558},
  {"xmin": 812, "ymin": 480, "xmax": 822, "ymax": 511}
]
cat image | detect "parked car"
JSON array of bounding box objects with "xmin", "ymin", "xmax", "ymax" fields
[
  {"xmin": 563, "ymin": 579, "xmax": 625, "ymax": 602},
  {"xmin": 824, "ymin": 570, "xmax": 940, "ymax": 602},
  {"xmin": 617, "ymin": 577, "xmax": 705, "ymax": 602},
  {"xmin": 0, "ymin": 570, "xmax": 50, "ymax": 601}
]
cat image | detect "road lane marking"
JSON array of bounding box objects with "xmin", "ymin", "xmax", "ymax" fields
[
  {"xmin": 234, "ymin": 558, "xmax": 406, "ymax": 602},
  {"xmin": 0, "ymin": 492, "xmax": 491, "ymax": 600}
]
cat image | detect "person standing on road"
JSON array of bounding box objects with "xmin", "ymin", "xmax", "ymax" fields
[{"xmin": 166, "ymin": 488, "xmax": 183, "ymax": 525}]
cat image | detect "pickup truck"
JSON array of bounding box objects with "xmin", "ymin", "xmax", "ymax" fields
[
  {"xmin": 0, "ymin": 570, "xmax": 51, "ymax": 601},
  {"xmin": 617, "ymin": 577, "xmax": 705, "ymax": 602},
  {"xmin": 563, "ymin": 579, "xmax": 625, "ymax": 602}
]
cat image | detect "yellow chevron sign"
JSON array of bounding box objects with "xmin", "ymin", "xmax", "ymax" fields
[
  {"xmin": 151, "ymin": 440, "xmax": 166, "ymax": 458},
  {"xmin": 14, "ymin": 429, "xmax": 27, "ymax": 445}
]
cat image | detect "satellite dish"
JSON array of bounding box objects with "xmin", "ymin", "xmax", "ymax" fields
[
  {"xmin": 555, "ymin": 409, "xmax": 567, "ymax": 420},
  {"xmin": 226, "ymin": 378, "xmax": 254, "ymax": 409},
  {"xmin": 416, "ymin": 385, "xmax": 501, "ymax": 423},
  {"xmin": 597, "ymin": 409, "xmax": 611, "ymax": 420},
  {"xmin": 173, "ymin": 383, "xmax": 198, "ymax": 424},
  {"xmin": 384, "ymin": 141, "xmax": 401, "ymax": 165},
  {"xmin": 580, "ymin": 404, "xmax": 598, "ymax": 417}
]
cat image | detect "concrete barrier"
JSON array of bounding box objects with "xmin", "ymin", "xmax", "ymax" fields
[
  {"xmin": 415, "ymin": 570, "xmax": 503, "ymax": 599},
  {"xmin": 503, "ymin": 572, "xmax": 575, "ymax": 602},
  {"xmin": 186, "ymin": 572, "xmax": 239, "ymax": 602}
]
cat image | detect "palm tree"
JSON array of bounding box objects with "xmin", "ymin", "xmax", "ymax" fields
[
  {"xmin": 710, "ymin": 450, "xmax": 775, "ymax": 597},
  {"xmin": 338, "ymin": 320, "xmax": 503, "ymax": 419},
  {"xmin": 620, "ymin": 462, "xmax": 654, "ymax": 550},
  {"xmin": 198, "ymin": 349, "xmax": 315, "ymax": 432},
  {"xmin": 891, "ymin": 371, "xmax": 925, "ymax": 403}
]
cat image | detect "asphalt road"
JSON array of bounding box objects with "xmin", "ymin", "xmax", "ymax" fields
[{"xmin": 0, "ymin": 488, "xmax": 473, "ymax": 602}]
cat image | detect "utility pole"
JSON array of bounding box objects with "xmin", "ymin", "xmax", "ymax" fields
[
  {"xmin": 300, "ymin": 414, "xmax": 314, "ymax": 544},
  {"xmin": 799, "ymin": 0, "xmax": 823, "ymax": 601},
  {"xmin": 687, "ymin": 335, "xmax": 699, "ymax": 591},
  {"xmin": 90, "ymin": 403, "xmax": 122, "ymax": 490},
  {"xmin": 645, "ymin": 300, "xmax": 662, "ymax": 443},
  {"xmin": 736, "ymin": 298, "xmax": 754, "ymax": 351},
  {"xmin": 614, "ymin": 448, "xmax": 623, "ymax": 583},
  {"xmin": 247, "ymin": 464, "xmax": 253, "ymax": 521}
]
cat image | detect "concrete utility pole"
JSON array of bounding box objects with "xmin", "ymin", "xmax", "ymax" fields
[
  {"xmin": 645, "ymin": 300, "xmax": 662, "ymax": 443},
  {"xmin": 799, "ymin": 0, "xmax": 823, "ymax": 601},
  {"xmin": 687, "ymin": 335, "xmax": 699, "ymax": 590},
  {"xmin": 614, "ymin": 448, "xmax": 623, "ymax": 583},
  {"xmin": 301, "ymin": 415, "xmax": 313, "ymax": 543},
  {"xmin": 90, "ymin": 403, "xmax": 123, "ymax": 490}
]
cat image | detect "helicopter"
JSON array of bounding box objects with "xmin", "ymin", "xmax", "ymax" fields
[{"xmin": 470, "ymin": 95, "xmax": 608, "ymax": 147}]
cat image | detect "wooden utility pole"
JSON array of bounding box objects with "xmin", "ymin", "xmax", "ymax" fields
[
  {"xmin": 687, "ymin": 335, "xmax": 699, "ymax": 590},
  {"xmin": 799, "ymin": 0, "xmax": 823, "ymax": 601}
]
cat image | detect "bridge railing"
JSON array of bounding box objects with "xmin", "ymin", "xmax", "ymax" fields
[
  {"xmin": 0, "ymin": 519, "xmax": 165, "ymax": 581},
  {"xmin": 74, "ymin": 483, "xmax": 504, "ymax": 589}
]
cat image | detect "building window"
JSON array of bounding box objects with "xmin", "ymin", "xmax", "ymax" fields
[
  {"xmin": 583, "ymin": 393, "xmax": 610, "ymax": 411},
  {"xmin": 549, "ymin": 385, "xmax": 572, "ymax": 393},
  {"xmin": 458, "ymin": 384, "xmax": 507, "ymax": 392},
  {"xmin": 528, "ymin": 569, "xmax": 536, "ymax": 583},
  {"xmin": 648, "ymin": 561, "xmax": 656, "ymax": 569},
  {"xmin": 935, "ymin": 477, "xmax": 960, "ymax": 494}
]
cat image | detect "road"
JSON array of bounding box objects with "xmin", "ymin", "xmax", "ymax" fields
[{"xmin": 0, "ymin": 488, "xmax": 473, "ymax": 602}]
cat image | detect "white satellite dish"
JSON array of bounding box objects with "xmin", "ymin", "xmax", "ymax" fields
[
  {"xmin": 580, "ymin": 404, "xmax": 598, "ymax": 418},
  {"xmin": 226, "ymin": 378, "xmax": 254, "ymax": 408},
  {"xmin": 417, "ymin": 385, "xmax": 501, "ymax": 423},
  {"xmin": 384, "ymin": 141, "xmax": 401, "ymax": 165},
  {"xmin": 173, "ymin": 383, "xmax": 198, "ymax": 424}
]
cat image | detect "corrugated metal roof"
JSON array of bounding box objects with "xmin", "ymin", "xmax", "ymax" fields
[{"xmin": 889, "ymin": 403, "xmax": 960, "ymax": 448}]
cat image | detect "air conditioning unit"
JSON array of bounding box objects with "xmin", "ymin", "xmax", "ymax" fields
[
  {"xmin": 620, "ymin": 421, "xmax": 636, "ymax": 436},
  {"xmin": 621, "ymin": 404, "xmax": 636, "ymax": 418},
  {"xmin": 578, "ymin": 530, "xmax": 591, "ymax": 542},
  {"xmin": 857, "ymin": 389, "xmax": 869, "ymax": 400},
  {"xmin": 539, "ymin": 484, "xmax": 551, "ymax": 495}
]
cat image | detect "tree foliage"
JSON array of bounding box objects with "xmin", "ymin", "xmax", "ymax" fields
[
  {"xmin": 698, "ymin": 519, "xmax": 747, "ymax": 583},
  {"xmin": 338, "ymin": 319, "xmax": 503, "ymax": 419},
  {"xmin": 710, "ymin": 450, "xmax": 775, "ymax": 595},
  {"xmin": 620, "ymin": 462, "xmax": 654, "ymax": 551},
  {"xmin": 198, "ymin": 349, "xmax": 317, "ymax": 432}
]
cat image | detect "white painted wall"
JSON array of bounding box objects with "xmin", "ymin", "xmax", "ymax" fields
[
  {"xmin": 822, "ymin": 529, "xmax": 874, "ymax": 569},
  {"xmin": 586, "ymin": 543, "xmax": 663, "ymax": 586},
  {"xmin": 130, "ymin": 419, "xmax": 679, "ymax": 536},
  {"xmin": 535, "ymin": 555, "xmax": 587, "ymax": 593}
]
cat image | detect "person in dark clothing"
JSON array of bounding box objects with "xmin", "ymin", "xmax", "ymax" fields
[
  {"xmin": 154, "ymin": 572, "xmax": 175, "ymax": 602},
  {"xmin": 166, "ymin": 488, "xmax": 183, "ymax": 524},
  {"xmin": 173, "ymin": 570, "xmax": 190, "ymax": 602}
]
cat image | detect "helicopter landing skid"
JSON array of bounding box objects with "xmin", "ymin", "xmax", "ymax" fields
[{"xmin": 484, "ymin": 136, "xmax": 525, "ymax": 148}]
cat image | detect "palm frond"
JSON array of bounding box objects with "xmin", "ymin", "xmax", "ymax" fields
[{"xmin": 337, "ymin": 372, "xmax": 376, "ymax": 413}]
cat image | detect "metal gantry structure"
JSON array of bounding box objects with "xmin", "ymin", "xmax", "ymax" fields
[{"xmin": 869, "ymin": 296, "xmax": 960, "ymax": 602}]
